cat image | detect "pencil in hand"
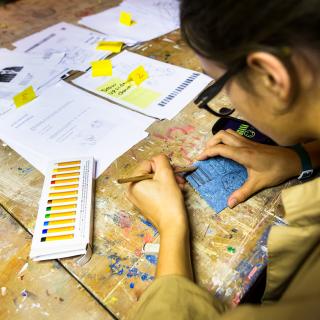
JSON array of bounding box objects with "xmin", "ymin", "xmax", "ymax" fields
[{"xmin": 117, "ymin": 166, "xmax": 197, "ymax": 184}]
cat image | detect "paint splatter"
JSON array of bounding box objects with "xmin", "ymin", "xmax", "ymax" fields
[
  {"xmin": 21, "ymin": 289, "xmax": 29, "ymax": 297},
  {"xmin": 143, "ymin": 232, "xmax": 153, "ymax": 244},
  {"xmin": 141, "ymin": 273, "xmax": 149, "ymax": 281},
  {"xmin": 17, "ymin": 262, "xmax": 28, "ymax": 277},
  {"xmin": 1, "ymin": 287, "xmax": 7, "ymax": 296},
  {"xmin": 134, "ymin": 248, "xmax": 142, "ymax": 257},
  {"xmin": 140, "ymin": 217, "xmax": 153, "ymax": 228},
  {"xmin": 227, "ymin": 246, "xmax": 236, "ymax": 254},
  {"xmin": 108, "ymin": 254, "xmax": 124, "ymax": 275},
  {"xmin": 119, "ymin": 211, "xmax": 131, "ymax": 229},
  {"xmin": 108, "ymin": 254, "xmax": 155, "ymax": 282},
  {"xmin": 17, "ymin": 167, "xmax": 33, "ymax": 175},
  {"xmin": 109, "ymin": 296, "xmax": 118, "ymax": 304},
  {"xmin": 140, "ymin": 218, "xmax": 158, "ymax": 235},
  {"xmin": 146, "ymin": 255, "xmax": 157, "ymax": 265},
  {"xmin": 129, "ymin": 282, "xmax": 135, "ymax": 289},
  {"xmin": 127, "ymin": 267, "xmax": 138, "ymax": 278}
]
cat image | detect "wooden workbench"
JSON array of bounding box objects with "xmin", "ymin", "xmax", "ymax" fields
[{"xmin": 0, "ymin": 1, "xmax": 290, "ymax": 319}]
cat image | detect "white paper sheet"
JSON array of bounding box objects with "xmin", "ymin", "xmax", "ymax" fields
[
  {"xmin": 73, "ymin": 50, "xmax": 212, "ymax": 120},
  {"xmin": 13, "ymin": 22, "xmax": 112, "ymax": 72},
  {"xmin": 0, "ymin": 82, "xmax": 154, "ymax": 177},
  {"xmin": 79, "ymin": 0, "xmax": 180, "ymax": 44},
  {"xmin": 0, "ymin": 48, "xmax": 67, "ymax": 102}
]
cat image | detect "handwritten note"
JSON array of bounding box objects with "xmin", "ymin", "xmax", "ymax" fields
[
  {"xmin": 127, "ymin": 65, "xmax": 148, "ymax": 85},
  {"xmin": 13, "ymin": 86, "xmax": 37, "ymax": 108},
  {"xmin": 186, "ymin": 157, "xmax": 248, "ymax": 213},
  {"xmin": 120, "ymin": 11, "xmax": 133, "ymax": 26},
  {"xmin": 97, "ymin": 77, "xmax": 160, "ymax": 109},
  {"xmin": 91, "ymin": 60, "xmax": 112, "ymax": 77},
  {"xmin": 96, "ymin": 41, "xmax": 123, "ymax": 53}
]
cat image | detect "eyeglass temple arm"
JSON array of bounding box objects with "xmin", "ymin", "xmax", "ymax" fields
[
  {"xmin": 194, "ymin": 72, "xmax": 232, "ymax": 106},
  {"xmin": 195, "ymin": 63, "xmax": 245, "ymax": 106}
]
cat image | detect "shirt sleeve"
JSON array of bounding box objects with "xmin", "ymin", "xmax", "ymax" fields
[
  {"xmin": 128, "ymin": 275, "xmax": 227, "ymax": 320},
  {"xmin": 127, "ymin": 275, "xmax": 320, "ymax": 320}
]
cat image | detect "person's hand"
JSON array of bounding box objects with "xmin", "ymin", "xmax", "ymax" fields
[
  {"xmin": 126, "ymin": 154, "xmax": 188, "ymax": 235},
  {"xmin": 197, "ymin": 129, "xmax": 301, "ymax": 208}
]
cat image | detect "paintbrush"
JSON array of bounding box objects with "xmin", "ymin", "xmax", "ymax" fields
[{"xmin": 117, "ymin": 166, "xmax": 197, "ymax": 184}]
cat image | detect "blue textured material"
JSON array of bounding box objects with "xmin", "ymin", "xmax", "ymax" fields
[{"xmin": 186, "ymin": 157, "xmax": 248, "ymax": 213}]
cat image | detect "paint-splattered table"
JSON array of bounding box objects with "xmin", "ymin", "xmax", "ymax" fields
[{"xmin": 0, "ymin": 1, "xmax": 288, "ymax": 319}]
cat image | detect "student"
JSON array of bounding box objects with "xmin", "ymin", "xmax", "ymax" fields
[{"xmin": 127, "ymin": 1, "xmax": 320, "ymax": 319}]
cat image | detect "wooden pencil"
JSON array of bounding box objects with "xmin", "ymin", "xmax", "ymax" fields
[{"xmin": 117, "ymin": 166, "xmax": 197, "ymax": 184}]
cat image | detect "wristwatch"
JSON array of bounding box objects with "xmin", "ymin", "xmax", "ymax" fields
[{"xmin": 290, "ymin": 144, "xmax": 314, "ymax": 180}]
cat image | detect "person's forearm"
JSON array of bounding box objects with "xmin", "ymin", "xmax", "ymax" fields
[
  {"xmin": 156, "ymin": 223, "xmax": 193, "ymax": 280},
  {"xmin": 304, "ymin": 140, "xmax": 320, "ymax": 169}
]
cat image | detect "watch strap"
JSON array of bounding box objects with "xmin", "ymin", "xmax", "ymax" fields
[{"xmin": 290, "ymin": 144, "xmax": 313, "ymax": 180}]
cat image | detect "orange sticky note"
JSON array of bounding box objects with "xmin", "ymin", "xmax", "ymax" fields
[
  {"xmin": 13, "ymin": 86, "xmax": 37, "ymax": 108},
  {"xmin": 127, "ymin": 65, "xmax": 148, "ymax": 85},
  {"xmin": 120, "ymin": 11, "xmax": 132, "ymax": 26},
  {"xmin": 96, "ymin": 41, "xmax": 123, "ymax": 53},
  {"xmin": 91, "ymin": 60, "xmax": 112, "ymax": 77}
]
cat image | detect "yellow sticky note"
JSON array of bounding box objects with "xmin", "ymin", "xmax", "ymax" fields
[
  {"xmin": 120, "ymin": 11, "xmax": 132, "ymax": 26},
  {"xmin": 13, "ymin": 86, "xmax": 37, "ymax": 108},
  {"xmin": 127, "ymin": 65, "xmax": 148, "ymax": 85},
  {"xmin": 96, "ymin": 41, "xmax": 123, "ymax": 53},
  {"xmin": 122, "ymin": 87, "xmax": 161, "ymax": 109},
  {"xmin": 91, "ymin": 60, "xmax": 112, "ymax": 77},
  {"xmin": 97, "ymin": 77, "xmax": 160, "ymax": 109}
]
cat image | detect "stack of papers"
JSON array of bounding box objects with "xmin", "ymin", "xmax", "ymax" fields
[
  {"xmin": 79, "ymin": 0, "xmax": 180, "ymax": 44},
  {"xmin": 0, "ymin": 82, "xmax": 153, "ymax": 177},
  {"xmin": 0, "ymin": 8, "xmax": 212, "ymax": 177},
  {"xmin": 13, "ymin": 22, "xmax": 112, "ymax": 72},
  {"xmin": 74, "ymin": 50, "xmax": 212, "ymax": 120}
]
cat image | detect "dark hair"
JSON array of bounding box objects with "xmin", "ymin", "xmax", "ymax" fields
[{"xmin": 180, "ymin": 0, "xmax": 320, "ymax": 68}]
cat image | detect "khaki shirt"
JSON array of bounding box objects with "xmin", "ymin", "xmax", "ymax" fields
[{"xmin": 130, "ymin": 178, "xmax": 320, "ymax": 319}]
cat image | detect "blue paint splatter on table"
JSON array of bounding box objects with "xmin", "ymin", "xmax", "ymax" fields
[
  {"xmin": 186, "ymin": 157, "xmax": 248, "ymax": 213},
  {"xmin": 139, "ymin": 217, "xmax": 158, "ymax": 235},
  {"xmin": 146, "ymin": 255, "xmax": 157, "ymax": 265}
]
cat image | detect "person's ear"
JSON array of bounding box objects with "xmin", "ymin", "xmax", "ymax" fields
[{"xmin": 246, "ymin": 52, "xmax": 291, "ymax": 109}]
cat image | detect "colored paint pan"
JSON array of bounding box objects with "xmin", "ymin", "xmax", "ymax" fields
[
  {"xmin": 50, "ymin": 184, "xmax": 79, "ymax": 190},
  {"xmin": 42, "ymin": 226, "xmax": 75, "ymax": 234},
  {"xmin": 51, "ymin": 178, "xmax": 79, "ymax": 185},
  {"xmin": 41, "ymin": 234, "xmax": 74, "ymax": 242},
  {"xmin": 45, "ymin": 211, "xmax": 76, "ymax": 219},
  {"xmin": 44, "ymin": 219, "xmax": 75, "ymax": 226},
  {"xmin": 56, "ymin": 161, "xmax": 81, "ymax": 167},
  {"xmin": 52, "ymin": 172, "xmax": 80, "ymax": 179},
  {"xmin": 53, "ymin": 166, "xmax": 80, "ymax": 173},
  {"xmin": 49, "ymin": 191, "xmax": 78, "ymax": 197},
  {"xmin": 47, "ymin": 197, "xmax": 77, "ymax": 204},
  {"xmin": 46, "ymin": 204, "xmax": 77, "ymax": 211}
]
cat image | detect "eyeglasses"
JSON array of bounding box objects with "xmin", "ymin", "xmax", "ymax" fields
[{"xmin": 194, "ymin": 64, "xmax": 244, "ymax": 117}]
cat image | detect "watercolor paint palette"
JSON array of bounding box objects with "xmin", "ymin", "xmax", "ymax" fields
[{"xmin": 30, "ymin": 157, "xmax": 95, "ymax": 263}]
